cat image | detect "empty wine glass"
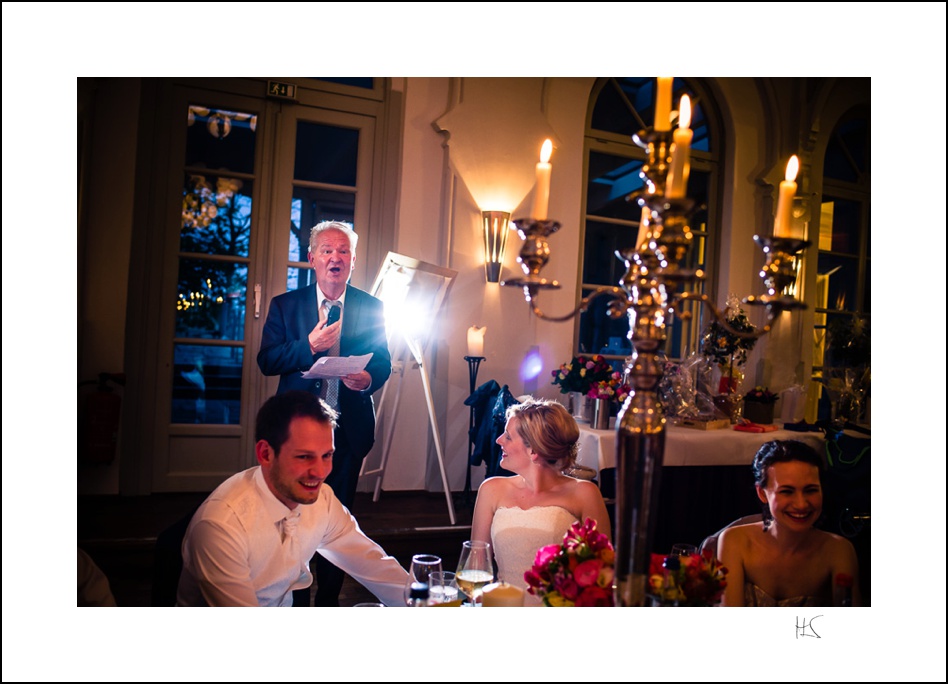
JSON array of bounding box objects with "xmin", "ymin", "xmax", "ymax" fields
[
  {"xmin": 403, "ymin": 554, "xmax": 442, "ymax": 604},
  {"xmin": 455, "ymin": 541, "xmax": 494, "ymax": 607}
]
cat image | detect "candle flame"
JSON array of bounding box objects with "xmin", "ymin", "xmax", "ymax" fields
[
  {"xmin": 540, "ymin": 139, "xmax": 553, "ymax": 164},
  {"xmin": 678, "ymin": 95, "xmax": 691, "ymax": 130},
  {"xmin": 785, "ymin": 155, "xmax": 799, "ymax": 182}
]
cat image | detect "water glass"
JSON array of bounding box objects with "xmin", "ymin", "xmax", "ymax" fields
[{"xmin": 428, "ymin": 571, "xmax": 459, "ymax": 604}]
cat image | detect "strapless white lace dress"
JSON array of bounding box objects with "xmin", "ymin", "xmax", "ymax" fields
[{"xmin": 491, "ymin": 506, "xmax": 579, "ymax": 606}]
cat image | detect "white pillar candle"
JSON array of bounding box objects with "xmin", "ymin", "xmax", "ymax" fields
[
  {"xmin": 665, "ymin": 95, "xmax": 693, "ymax": 198},
  {"xmin": 654, "ymin": 77, "xmax": 674, "ymax": 131},
  {"xmin": 774, "ymin": 155, "xmax": 799, "ymax": 237},
  {"xmin": 467, "ymin": 325, "xmax": 486, "ymax": 357},
  {"xmin": 531, "ymin": 139, "xmax": 553, "ymax": 220}
]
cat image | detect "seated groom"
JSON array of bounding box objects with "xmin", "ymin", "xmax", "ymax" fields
[{"xmin": 177, "ymin": 391, "xmax": 409, "ymax": 606}]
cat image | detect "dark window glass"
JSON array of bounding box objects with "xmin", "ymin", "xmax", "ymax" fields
[
  {"xmin": 816, "ymin": 253, "xmax": 858, "ymax": 313},
  {"xmin": 820, "ymin": 196, "xmax": 861, "ymax": 255},
  {"xmin": 185, "ymin": 106, "xmax": 257, "ymax": 174},
  {"xmin": 315, "ymin": 78, "xmax": 374, "ymax": 89},
  {"xmin": 587, "ymin": 152, "xmax": 646, "ymax": 220},
  {"xmin": 175, "ymin": 258, "xmax": 248, "ymax": 340},
  {"xmin": 293, "ymin": 121, "xmax": 359, "ymax": 185},
  {"xmin": 172, "ymin": 344, "xmax": 243, "ymax": 425},
  {"xmin": 288, "ymin": 188, "xmax": 356, "ymax": 261},
  {"xmin": 582, "ymin": 219, "xmax": 635, "ymax": 286},
  {"xmin": 181, "ymin": 174, "xmax": 252, "ymax": 257},
  {"xmin": 823, "ymin": 116, "xmax": 869, "ymax": 183}
]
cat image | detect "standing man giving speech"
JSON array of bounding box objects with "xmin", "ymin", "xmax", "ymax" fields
[{"xmin": 258, "ymin": 220, "xmax": 391, "ymax": 606}]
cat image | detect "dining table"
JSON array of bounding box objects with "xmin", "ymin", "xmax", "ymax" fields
[{"xmin": 575, "ymin": 420, "xmax": 845, "ymax": 473}]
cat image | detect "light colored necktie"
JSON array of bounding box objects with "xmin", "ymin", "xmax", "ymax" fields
[
  {"xmin": 282, "ymin": 514, "xmax": 299, "ymax": 547},
  {"xmin": 283, "ymin": 513, "xmax": 310, "ymax": 592},
  {"xmin": 322, "ymin": 299, "xmax": 342, "ymax": 409}
]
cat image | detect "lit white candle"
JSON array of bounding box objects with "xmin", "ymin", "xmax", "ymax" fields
[
  {"xmin": 654, "ymin": 77, "xmax": 674, "ymax": 131},
  {"xmin": 665, "ymin": 95, "xmax": 693, "ymax": 198},
  {"xmin": 774, "ymin": 155, "xmax": 799, "ymax": 237},
  {"xmin": 636, "ymin": 205, "xmax": 651, "ymax": 248},
  {"xmin": 531, "ymin": 139, "xmax": 553, "ymax": 220},
  {"xmin": 467, "ymin": 325, "xmax": 486, "ymax": 357}
]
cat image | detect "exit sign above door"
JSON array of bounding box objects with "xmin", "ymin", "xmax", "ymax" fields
[{"xmin": 267, "ymin": 81, "xmax": 297, "ymax": 100}]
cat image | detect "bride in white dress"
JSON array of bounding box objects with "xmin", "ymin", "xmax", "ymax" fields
[{"xmin": 471, "ymin": 397, "xmax": 612, "ymax": 606}]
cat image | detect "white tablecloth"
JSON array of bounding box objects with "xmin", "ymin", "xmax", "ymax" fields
[{"xmin": 575, "ymin": 423, "xmax": 856, "ymax": 472}]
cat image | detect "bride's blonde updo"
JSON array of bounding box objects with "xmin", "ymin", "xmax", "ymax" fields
[{"xmin": 506, "ymin": 397, "xmax": 580, "ymax": 472}]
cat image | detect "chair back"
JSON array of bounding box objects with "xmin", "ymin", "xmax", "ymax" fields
[
  {"xmin": 699, "ymin": 513, "xmax": 763, "ymax": 558},
  {"xmin": 151, "ymin": 507, "xmax": 199, "ymax": 606}
]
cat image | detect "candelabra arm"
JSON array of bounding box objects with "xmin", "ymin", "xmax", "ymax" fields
[
  {"xmin": 676, "ymin": 291, "xmax": 775, "ymax": 339},
  {"xmin": 528, "ymin": 286, "xmax": 627, "ymax": 322}
]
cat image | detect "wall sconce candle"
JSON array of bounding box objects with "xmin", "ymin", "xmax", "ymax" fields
[
  {"xmin": 482, "ymin": 210, "xmax": 511, "ymax": 282},
  {"xmin": 467, "ymin": 325, "xmax": 486, "ymax": 357}
]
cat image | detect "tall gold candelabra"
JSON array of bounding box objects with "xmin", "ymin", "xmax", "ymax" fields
[{"xmin": 502, "ymin": 127, "xmax": 809, "ymax": 607}]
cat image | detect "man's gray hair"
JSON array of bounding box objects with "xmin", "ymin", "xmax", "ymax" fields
[{"xmin": 308, "ymin": 221, "xmax": 358, "ymax": 255}]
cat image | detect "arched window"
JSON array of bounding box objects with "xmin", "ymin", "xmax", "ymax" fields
[
  {"xmin": 579, "ymin": 78, "xmax": 722, "ymax": 368},
  {"xmin": 810, "ymin": 105, "xmax": 870, "ymax": 422}
]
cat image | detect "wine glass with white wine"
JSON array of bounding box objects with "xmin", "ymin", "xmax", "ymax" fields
[{"xmin": 455, "ymin": 541, "xmax": 494, "ymax": 607}]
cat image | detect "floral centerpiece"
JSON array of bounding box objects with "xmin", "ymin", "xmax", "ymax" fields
[
  {"xmin": 551, "ymin": 354, "xmax": 614, "ymax": 396},
  {"xmin": 525, "ymin": 518, "xmax": 615, "ymax": 606},
  {"xmin": 698, "ymin": 294, "xmax": 757, "ymax": 395},
  {"xmin": 648, "ymin": 551, "xmax": 728, "ymax": 606},
  {"xmin": 743, "ymin": 386, "xmax": 778, "ymax": 404},
  {"xmin": 588, "ymin": 372, "xmax": 632, "ymax": 408}
]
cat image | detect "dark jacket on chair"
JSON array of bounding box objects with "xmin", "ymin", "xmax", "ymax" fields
[{"xmin": 465, "ymin": 380, "xmax": 518, "ymax": 479}]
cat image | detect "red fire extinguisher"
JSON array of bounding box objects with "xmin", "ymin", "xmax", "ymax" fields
[{"xmin": 79, "ymin": 372, "xmax": 125, "ymax": 464}]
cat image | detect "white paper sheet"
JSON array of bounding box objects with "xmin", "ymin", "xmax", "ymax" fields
[{"xmin": 301, "ymin": 353, "xmax": 373, "ymax": 379}]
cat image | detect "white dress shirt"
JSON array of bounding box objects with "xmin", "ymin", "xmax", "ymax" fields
[
  {"xmin": 315, "ymin": 284, "xmax": 346, "ymax": 323},
  {"xmin": 177, "ymin": 467, "xmax": 408, "ymax": 606}
]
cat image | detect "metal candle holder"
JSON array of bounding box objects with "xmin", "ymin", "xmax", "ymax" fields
[
  {"xmin": 502, "ymin": 126, "xmax": 809, "ymax": 606},
  {"xmin": 461, "ymin": 355, "xmax": 486, "ymax": 505}
]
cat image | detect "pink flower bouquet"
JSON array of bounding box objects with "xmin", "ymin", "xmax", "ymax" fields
[
  {"xmin": 524, "ymin": 518, "xmax": 615, "ymax": 607},
  {"xmin": 648, "ymin": 551, "xmax": 728, "ymax": 606}
]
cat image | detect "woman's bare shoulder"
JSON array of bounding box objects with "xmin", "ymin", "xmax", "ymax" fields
[
  {"xmin": 479, "ymin": 475, "xmax": 514, "ymax": 490},
  {"xmin": 719, "ymin": 522, "xmax": 759, "ymax": 545},
  {"xmin": 816, "ymin": 528, "xmax": 858, "ymax": 556},
  {"xmin": 477, "ymin": 475, "xmax": 518, "ymax": 502},
  {"xmin": 572, "ymin": 477, "xmax": 602, "ymax": 493}
]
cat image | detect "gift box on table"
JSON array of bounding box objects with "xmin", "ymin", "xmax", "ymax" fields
[{"xmin": 742, "ymin": 400, "xmax": 775, "ymax": 425}]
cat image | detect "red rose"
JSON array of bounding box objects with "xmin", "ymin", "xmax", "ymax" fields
[
  {"xmin": 575, "ymin": 585, "xmax": 613, "ymax": 607},
  {"xmin": 573, "ymin": 559, "xmax": 603, "ymax": 587}
]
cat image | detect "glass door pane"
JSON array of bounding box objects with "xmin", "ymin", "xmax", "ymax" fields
[{"xmin": 172, "ymin": 105, "xmax": 257, "ymax": 425}]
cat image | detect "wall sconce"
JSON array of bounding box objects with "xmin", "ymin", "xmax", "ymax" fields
[{"xmin": 482, "ymin": 210, "xmax": 511, "ymax": 283}]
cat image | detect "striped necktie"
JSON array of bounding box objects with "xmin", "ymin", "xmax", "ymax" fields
[{"xmin": 322, "ymin": 299, "xmax": 342, "ymax": 409}]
